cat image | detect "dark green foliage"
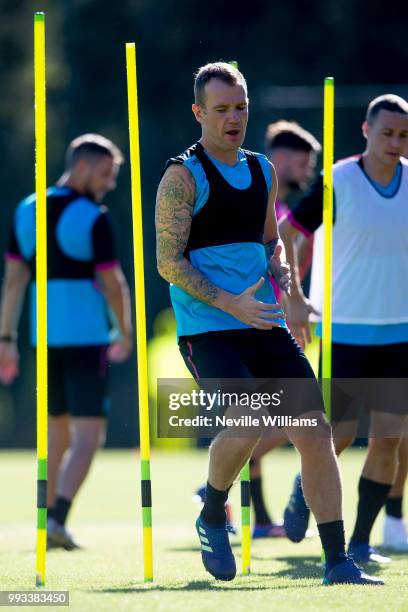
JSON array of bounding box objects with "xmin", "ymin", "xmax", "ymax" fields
[{"xmin": 0, "ymin": 1, "xmax": 406, "ymax": 446}]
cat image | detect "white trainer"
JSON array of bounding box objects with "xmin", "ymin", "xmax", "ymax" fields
[
  {"xmin": 383, "ymin": 515, "xmax": 408, "ymax": 551},
  {"xmin": 47, "ymin": 517, "xmax": 80, "ymax": 551}
]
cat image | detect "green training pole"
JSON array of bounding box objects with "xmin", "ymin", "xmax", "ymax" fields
[
  {"xmin": 321, "ymin": 76, "xmax": 334, "ymax": 566},
  {"xmin": 240, "ymin": 462, "xmax": 251, "ymax": 575},
  {"xmin": 34, "ymin": 11, "xmax": 48, "ymax": 588},
  {"xmin": 125, "ymin": 42, "xmax": 153, "ymax": 583},
  {"xmin": 322, "ymin": 76, "xmax": 334, "ymax": 419}
]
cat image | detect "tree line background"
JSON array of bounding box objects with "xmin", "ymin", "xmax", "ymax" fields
[{"xmin": 0, "ymin": 0, "xmax": 407, "ymax": 446}]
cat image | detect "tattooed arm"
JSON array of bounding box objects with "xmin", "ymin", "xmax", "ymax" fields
[
  {"xmin": 155, "ymin": 163, "xmax": 283, "ymax": 329},
  {"xmin": 156, "ymin": 164, "xmax": 223, "ymax": 305}
]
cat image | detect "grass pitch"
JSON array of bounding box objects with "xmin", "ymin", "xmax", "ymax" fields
[{"xmin": 1, "ymin": 448, "xmax": 407, "ymax": 610}]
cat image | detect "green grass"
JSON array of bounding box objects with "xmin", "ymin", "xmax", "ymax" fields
[{"xmin": 1, "ymin": 448, "xmax": 408, "ymax": 610}]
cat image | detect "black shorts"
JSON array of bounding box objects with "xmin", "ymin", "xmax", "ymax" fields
[
  {"xmin": 323, "ymin": 342, "xmax": 408, "ymax": 378},
  {"xmin": 319, "ymin": 342, "xmax": 408, "ymax": 422},
  {"xmin": 48, "ymin": 346, "xmax": 109, "ymax": 418},
  {"xmin": 179, "ymin": 327, "xmax": 325, "ymax": 419}
]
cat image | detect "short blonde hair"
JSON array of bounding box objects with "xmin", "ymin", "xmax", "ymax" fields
[{"xmin": 194, "ymin": 62, "xmax": 247, "ymax": 107}]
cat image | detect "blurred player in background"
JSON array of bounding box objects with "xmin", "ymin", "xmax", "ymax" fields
[
  {"xmin": 0, "ymin": 134, "xmax": 132, "ymax": 549},
  {"xmin": 250, "ymin": 121, "xmax": 321, "ymax": 538}
]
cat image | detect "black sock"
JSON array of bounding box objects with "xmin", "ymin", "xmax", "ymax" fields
[
  {"xmin": 350, "ymin": 477, "xmax": 392, "ymax": 545},
  {"xmin": 318, "ymin": 520, "xmax": 346, "ymax": 568},
  {"xmin": 200, "ymin": 482, "xmax": 228, "ymax": 526},
  {"xmin": 250, "ymin": 477, "xmax": 272, "ymax": 525},
  {"xmin": 386, "ymin": 496, "xmax": 403, "ymax": 519},
  {"xmin": 51, "ymin": 496, "xmax": 72, "ymax": 527}
]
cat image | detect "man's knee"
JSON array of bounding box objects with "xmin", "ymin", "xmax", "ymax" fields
[
  {"xmin": 71, "ymin": 419, "xmax": 106, "ymax": 453},
  {"xmin": 48, "ymin": 414, "xmax": 71, "ymax": 446},
  {"xmin": 365, "ymin": 438, "xmax": 401, "ymax": 480},
  {"xmin": 290, "ymin": 418, "xmax": 333, "ymax": 456},
  {"xmin": 294, "ymin": 435, "xmax": 334, "ymax": 458},
  {"xmin": 287, "ymin": 412, "xmax": 333, "ymax": 456},
  {"xmin": 210, "ymin": 433, "xmax": 258, "ymax": 454},
  {"xmin": 251, "ymin": 435, "xmax": 287, "ymax": 460},
  {"xmin": 334, "ymin": 436, "xmax": 354, "ymax": 455},
  {"xmin": 369, "ymin": 437, "xmax": 401, "ymax": 456}
]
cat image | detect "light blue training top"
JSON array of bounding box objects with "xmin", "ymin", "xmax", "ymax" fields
[{"xmin": 169, "ymin": 147, "xmax": 287, "ymax": 337}]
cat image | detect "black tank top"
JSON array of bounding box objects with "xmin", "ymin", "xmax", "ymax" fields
[{"xmin": 163, "ymin": 142, "xmax": 269, "ymax": 259}]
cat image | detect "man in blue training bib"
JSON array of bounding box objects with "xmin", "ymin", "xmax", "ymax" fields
[
  {"xmin": 0, "ymin": 134, "xmax": 133, "ymax": 550},
  {"xmin": 155, "ymin": 61, "xmax": 380, "ymax": 585}
]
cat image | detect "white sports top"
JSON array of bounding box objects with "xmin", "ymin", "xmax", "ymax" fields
[{"xmin": 309, "ymin": 157, "xmax": 408, "ymax": 324}]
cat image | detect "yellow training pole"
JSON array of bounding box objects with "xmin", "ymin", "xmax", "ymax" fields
[
  {"xmin": 34, "ymin": 11, "xmax": 48, "ymax": 588},
  {"xmin": 125, "ymin": 42, "xmax": 153, "ymax": 582},
  {"xmin": 240, "ymin": 462, "xmax": 251, "ymax": 575},
  {"xmin": 322, "ymin": 77, "xmax": 334, "ymax": 421}
]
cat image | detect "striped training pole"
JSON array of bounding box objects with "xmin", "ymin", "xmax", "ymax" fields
[
  {"xmin": 321, "ymin": 77, "xmax": 334, "ymax": 565},
  {"xmin": 240, "ymin": 462, "xmax": 251, "ymax": 575},
  {"xmin": 125, "ymin": 42, "xmax": 153, "ymax": 582},
  {"xmin": 322, "ymin": 77, "xmax": 334, "ymax": 420},
  {"xmin": 34, "ymin": 11, "xmax": 48, "ymax": 588}
]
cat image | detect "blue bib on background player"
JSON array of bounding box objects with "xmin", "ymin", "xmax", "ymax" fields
[{"xmin": 10, "ymin": 187, "xmax": 112, "ymax": 346}]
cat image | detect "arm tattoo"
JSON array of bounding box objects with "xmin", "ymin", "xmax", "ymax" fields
[
  {"xmin": 265, "ymin": 238, "xmax": 278, "ymax": 261},
  {"xmin": 155, "ymin": 167, "xmax": 219, "ymax": 304}
]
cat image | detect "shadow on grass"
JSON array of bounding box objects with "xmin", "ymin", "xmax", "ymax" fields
[
  {"xmin": 91, "ymin": 557, "xmax": 329, "ymax": 594},
  {"xmin": 92, "ymin": 580, "xmax": 269, "ymax": 594},
  {"xmin": 92, "ymin": 577, "xmax": 321, "ymax": 594},
  {"xmin": 252, "ymin": 554, "xmax": 386, "ymax": 579},
  {"xmin": 250, "ymin": 555, "xmax": 322, "ymax": 580}
]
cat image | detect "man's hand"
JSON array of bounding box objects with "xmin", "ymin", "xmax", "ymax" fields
[
  {"xmin": 225, "ymin": 277, "xmax": 285, "ymax": 330},
  {"xmin": 107, "ymin": 332, "xmax": 133, "ymax": 363},
  {"xmin": 269, "ymin": 244, "xmax": 291, "ymax": 294},
  {"xmin": 0, "ymin": 259, "xmax": 29, "ymax": 384},
  {"xmin": 97, "ymin": 265, "xmax": 133, "ymax": 363},
  {"xmin": 286, "ymin": 294, "xmax": 319, "ymax": 349},
  {"xmin": 0, "ymin": 340, "xmax": 19, "ymax": 385}
]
